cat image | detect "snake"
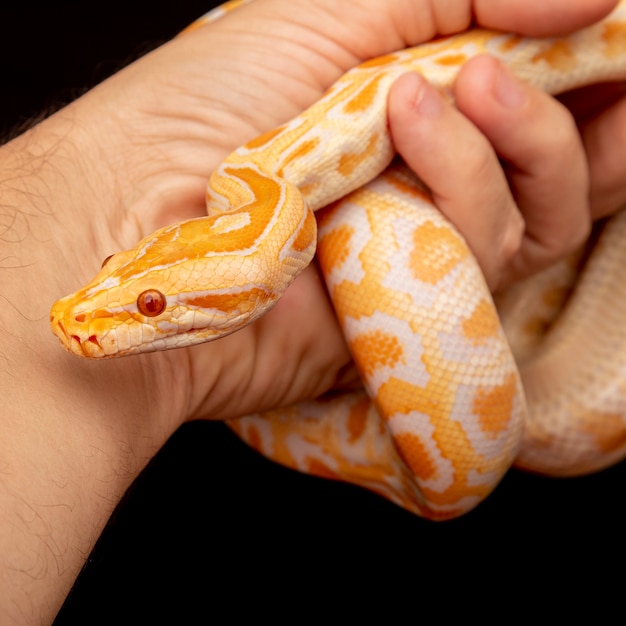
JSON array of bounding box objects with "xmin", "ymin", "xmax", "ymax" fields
[{"xmin": 50, "ymin": 0, "xmax": 626, "ymax": 520}]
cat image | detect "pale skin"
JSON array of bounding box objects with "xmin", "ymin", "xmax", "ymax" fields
[{"xmin": 1, "ymin": 0, "xmax": 625, "ymax": 621}]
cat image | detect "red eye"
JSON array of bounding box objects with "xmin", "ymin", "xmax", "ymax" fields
[{"xmin": 137, "ymin": 289, "xmax": 166, "ymax": 317}]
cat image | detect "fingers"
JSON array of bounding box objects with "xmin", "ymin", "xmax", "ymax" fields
[
  {"xmin": 474, "ymin": 0, "xmax": 618, "ymax": 36},
  {"xmin": 578, "ymin": 93, "xmax": 626, "ymax": 219},
  {"xmin": 388, "ymin": 56, "xmax": 589, "ymax": 290},
  {"xmin": 454, "ymin": 56, "xmax": 590, "ymax": 283},
  {"xmin": 389, "ymin": 68, "xmax": 522, "ymax": 289}
]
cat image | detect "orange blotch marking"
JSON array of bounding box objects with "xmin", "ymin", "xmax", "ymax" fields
[
  {"xmin": 298, "ymin": 181, "xmax": 320, "ymax": 199},
  {"xmin": 183, "ymin": 288, "xmax": 270, "ymax": 313},
  {"xmin": 542, "ymin": 285, "xmax": 570, "ymax": 309},
  {"xmin": 343, "ymin": 73, "xmax": 386, "ymax": 114},
  {"xmin": 472, "ymin": 374, "xmax": 517, "ymax": 437},
  {"xmin": 244, "ymin": 125, "xmax": 287, "ymax": 150},
  {"xmin": 523, "ymin": 316, "xmax": 551, "ymax": 339},
  {"xmin": 346, "ymin": 395, "xmax": 371, "ymax": 444},
  {"xmin": 377, "ymin": 376, "xmax": 446, "ymax": 425},
  {"xmin": 317, "ymin": 224, "xmax": 354, "ymax": 274},
  {"xmin": 462, "ymin": 299, "xmax": 500, "ymax": 345},
  {"xmin": 337, "ymin": 133, "xmax": 380, "ymax": 178},
  {"xmin": 435, "ymin": 53, "xmax": 468, "ymax": 66},
  {"xmin": 118, "ymin": 167, "xmax": 286, "ymax": 282},
  {"xmin": 290, "ymin": 209, "xmax": 317, "ymax": 253},
  {"xmin": 278, "ymin": 138, "xmax": 321, "ymax": 176},
  {"xmin": 229, "ymin": 413, "xmax": 302, "ymax": 471},
  {"xmin": 306, "ymin": 458, "xmax": 341, "ymax": 480},
  {"xmin": 179, "ymin": 20, "xmax": 207, "ymax": 34},
  {"xmin": 420, "ymin": 477, "xmax": 492, "ymax": 513},
  {"xmin": 582, "ymin": 412, "xmax": 626, "ymax": 455},
  {"xmin": 393, "ymin": 432, "xmax": 438, "ymax": 481},
  {"xmin": 358, "ymin": 53, "xmax": 400, "ymax": 69},
  {"xmin": 603, "ymin": 21, "xmax": 626, "ymax": 57},
  {"xmin": 330, "ymin": 276, "xmax": 414, "ymax": 330},
  {"xmin": 410, "ymin": 221, "xmax": 468, "ymax": 284},
  {"xmin": 350, "ymin": 330, "xmax": 405, "ymax": 378},
  {"xmin": 243, "ymin": 423, "xmax": 262, "ymax": 452},
  {"xmin": 498, "ymin": 36, "xmax": 523, "ymax": 54},
  {"xmin": 532, "ymin": 40, "xmax": 575, "ymax": 72},
  {"xmin": 376, "ymin": 372, "xmax": 500, "ymax": 490}
]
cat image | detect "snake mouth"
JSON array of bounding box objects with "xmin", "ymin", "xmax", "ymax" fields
[
  {"xmin": 69, "ymin": 332, "xmax": 105, "ymax": 358},
  {"xmin": 52, "ymin": 318, "xmax": 105, "ymax": 358},
  {"xmin": 74, "ymin": 334, "xmax": 104, "ymax": 357}
]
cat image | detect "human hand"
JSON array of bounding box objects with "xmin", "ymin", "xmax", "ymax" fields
[
  {"xmin": 0, "ymin": 0, "xmax": 621, "ymax": 620},
  {"xmin": 43, "ymin": 0, "xmax": 621, "ymax": 421},
  {"xmin": 565, "ymin": 82, "xmax": 626, "ymax": 219},
  {"xmin": 388, "ymin": 5, "xmax": 626, "ymax": 292}
]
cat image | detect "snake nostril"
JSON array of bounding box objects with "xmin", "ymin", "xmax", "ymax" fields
[{"xmin": 74, "ymin": 313, "xmax": 86, "ymax": 323}]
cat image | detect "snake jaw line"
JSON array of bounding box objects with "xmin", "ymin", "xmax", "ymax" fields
[{"xmin": 49, "ymin": 265, "xmax": 290, "ymax": 357}]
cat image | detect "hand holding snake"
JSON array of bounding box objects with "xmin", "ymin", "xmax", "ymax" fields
[
  {"xmin": 48, "ymin": 0, "xmax": 626, "ymax": 519},
  {"xmin": 4, "ymin": 1, "xmax": 626, "ymax": 613}
]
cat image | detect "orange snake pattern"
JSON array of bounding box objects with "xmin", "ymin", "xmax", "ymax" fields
[{"xmin": 50, "ymin": 0, "xmax": 626, "ymax": 520}]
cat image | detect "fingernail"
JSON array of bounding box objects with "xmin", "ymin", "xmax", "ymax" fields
[
  {"xmin": 493, "ymin": 64, "xmax": 527, "ymax": 109},
  {"xmin": 408, "ymin": 73, "xmax": 442, "ymax": 117}
]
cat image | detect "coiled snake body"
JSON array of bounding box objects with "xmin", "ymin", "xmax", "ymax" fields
[{"xmin": 51, "ymin": 0, "xmax": 626, "ymax": 520}]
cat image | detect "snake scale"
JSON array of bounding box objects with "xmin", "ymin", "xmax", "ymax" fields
[{"xmin": 50, "ymin": 0, "xmax": 626, "ymax": 520}]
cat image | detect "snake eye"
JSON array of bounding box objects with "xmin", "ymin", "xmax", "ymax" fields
[
  {"xmin": 101, "ymin": 254, "xmax": 115, "ymax": 269},
  {"xmin": 137, "ymin": 289, "xmax": 166, "ymax": 317}
]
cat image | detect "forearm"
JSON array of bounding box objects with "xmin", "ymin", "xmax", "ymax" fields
[
  {"xmin": 0, "ymin": 21, "xmax": 349, "ymax": 615},
  {"xmin": 0, "ymin": 104, "xmax": 185, "ymax": 623}
]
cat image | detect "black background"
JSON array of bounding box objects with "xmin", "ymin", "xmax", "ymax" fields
[{"xmin": 1, "ymin": 2, "xmax": 623, "ymax": 622}]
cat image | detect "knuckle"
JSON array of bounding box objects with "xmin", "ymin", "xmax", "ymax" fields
[{"xmin": 499, "ymin": 208, "xmax": 525, "ymax": 264}]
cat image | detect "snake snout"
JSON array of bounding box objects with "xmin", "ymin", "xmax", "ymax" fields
[{"xmin": 50, "ymin": 303, "xmax": 106, "ymax": 358}]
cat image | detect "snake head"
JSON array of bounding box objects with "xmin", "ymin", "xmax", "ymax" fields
[
  {"xmin": 50, "ymin": 165, "xmax": 316, "ymax": 358},
  {"xmin": 49, "ymin": 215, "xmax": 309, "ymax": 358}
]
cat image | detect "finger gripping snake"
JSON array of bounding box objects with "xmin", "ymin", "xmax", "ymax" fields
[{"xmin": 50, "ymin": 0, "xmax": 626, "ymax": 520}]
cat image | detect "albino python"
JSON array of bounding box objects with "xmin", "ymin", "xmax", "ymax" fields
[{"xmin": 50, "ymin": 0, "xmax": 626, "ymax": 520}]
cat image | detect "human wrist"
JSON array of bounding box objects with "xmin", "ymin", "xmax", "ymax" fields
[{"xmin": 0, "ymin": 99, "xmax": 189, "ymax": 621}]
